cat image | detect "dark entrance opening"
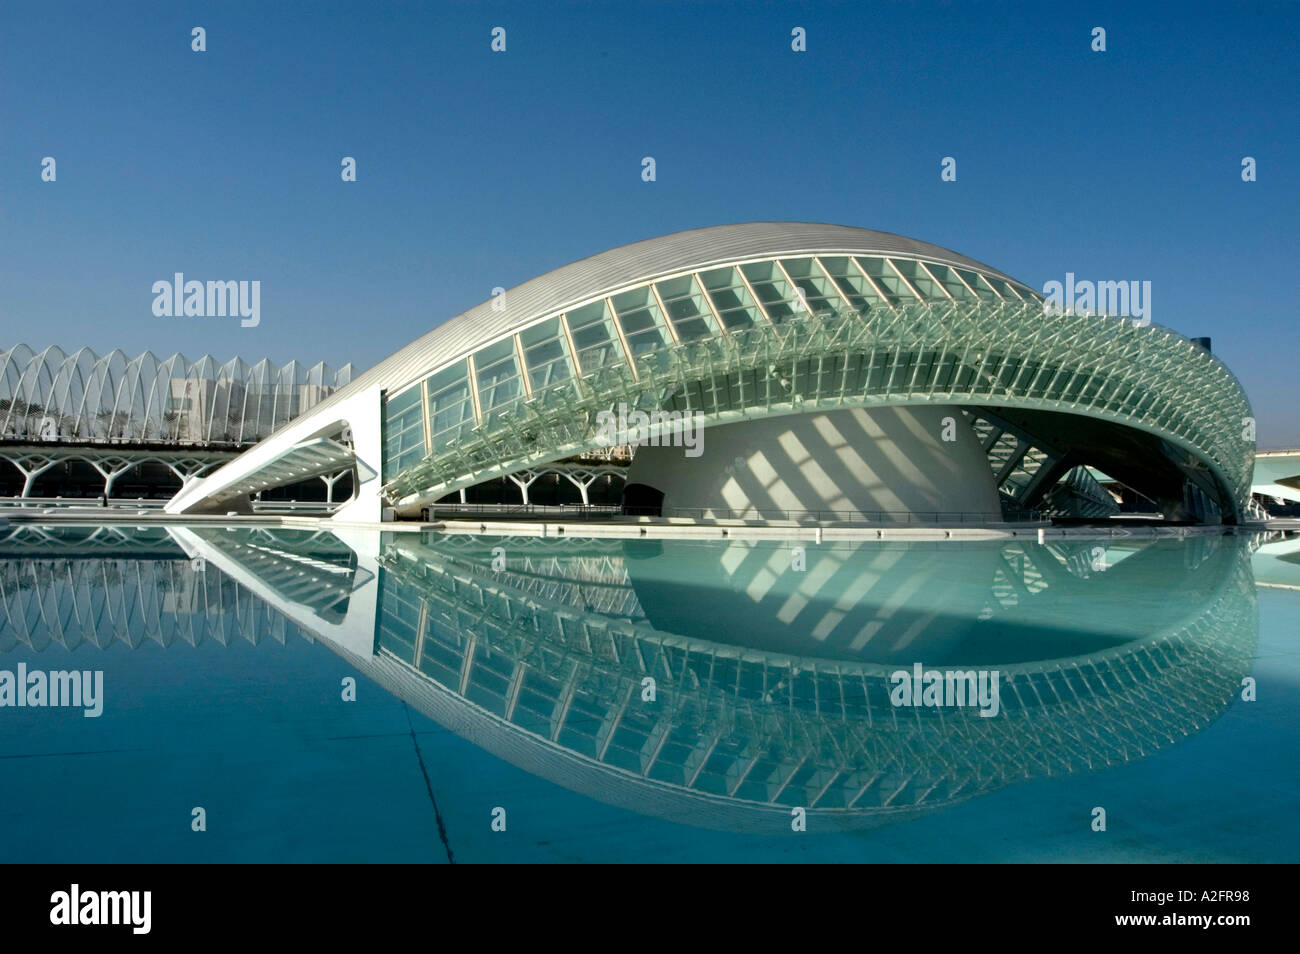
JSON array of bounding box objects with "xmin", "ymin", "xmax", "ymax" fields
[{"xmin": 622, "ymin": 482, "xmax": 665, "ymax": 517}]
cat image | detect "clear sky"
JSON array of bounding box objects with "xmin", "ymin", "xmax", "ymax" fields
[{"xmin": 2, "ymin": 1, "xmax": 1297, "ymax": 443}]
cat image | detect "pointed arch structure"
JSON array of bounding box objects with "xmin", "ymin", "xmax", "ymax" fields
[
  {"xmin": 1, "ymin": 345, "xmax": 355, "ymax": 499},
  {"xmin": 0, "ymin": 344, "xmax": 354, "ymax": 446}
]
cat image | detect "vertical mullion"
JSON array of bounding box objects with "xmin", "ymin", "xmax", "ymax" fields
[
  {"xmin": 512, "ymin": 334, "xmax": 533, "ymax": 399},
  {"xmin": 917, "ymin": 261, "xmax": 956, "ymax": 301},
  {"xmin": 648, "ymin": 282, "xmax": 682, "ymax": 345},
  {"xmin": 466, "ymin": 353, "xmax": 483, "ymax": 423},
  {"xmin": 735, "ymin": 264, "xmax": 773, "ymax": 326},
  {"xmin": 694, "ymin": 272, "xmax": 731, "ymax": 338},
  {"xmin": 885, "ymin": 258, "xmax": 926, "ymax": 301},
  {"xmin": 773, "ymin": 258, "xmax": 811, "ymax": 317},
  {"xmin": 558, "ymin": 313, "xmax": 583, "ymax": 380},
  {"xmin": 421, "ymin": 378, "xmax": 432, "ymax": 452},
  {"xmin": 606, "ymin": 296, "xmax": 640, "ymax": 382},
  {"xmin": 851, "ymin": 257, "xmax": 897, "ymax": 312}
]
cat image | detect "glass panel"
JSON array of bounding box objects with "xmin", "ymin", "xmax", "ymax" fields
[
  {"xmin": 654, "ymin": 274, "xmax": 718, "ymax": 342},
  {"xmin": 473, "ymin": 337, "xmax": 522, "ymax": 425},
  {"xmin": 955, "ymin": 267, "xmax": 1000, "ymax": 303},
  {"xmin": 923, "ymin": 262, "xmax": 975, "ymax": 301},
  {"xmin": 382, "ymin": 382, "xmax": 426, "ymax": 476},
  {"xmin": 610, "ymin": 287, "xmax": 669, "ymax": 356},
  {"xmin": 779, "ymin": 257, "xmax": 847, "ymax": 315},
  {"xmin": 856, "ymin": 256, "xmax": 917, "ymax": 305},
  {"xmin": 741, "ymin": 260, "xmax": 800, "ymax": 323},
  {"xmin": 815, "ymin": 256, "xmax": 882, "ymax": 313},
  {"xmin": 888, "ymin": 258, "xmax": 946, "ymax": 301},
  {"xmin": 983, "ymin": 274, "xmax": 1023, "ymax": 301},
  {"xmin": 426, "ymin": 360, "xmax": 474, "ymax": 450},
  {"xmin": 700, "ymin": 266, "xmax": 764, "ymax": 331},
  {"xmin": 565, "ymin": 300, "xmax": 625, "ymax": 373},
  {"xmin": 520, "ymin": 317, "xmax": 573, "ymax": 391}
]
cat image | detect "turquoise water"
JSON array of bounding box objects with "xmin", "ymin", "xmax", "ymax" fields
[{"xmin": 0, "ymin": 524, "xmax": 1296, "ymax": 862}]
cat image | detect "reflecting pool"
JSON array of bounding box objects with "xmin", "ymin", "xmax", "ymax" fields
[{"xmin": 1, "ymin": 523, "xmax": 1297, "ymax": 862}]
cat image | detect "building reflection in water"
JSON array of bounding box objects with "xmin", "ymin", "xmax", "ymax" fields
[{"xmin": 0, "ymin": 522, "xmax": 1261, "ymax": 832}]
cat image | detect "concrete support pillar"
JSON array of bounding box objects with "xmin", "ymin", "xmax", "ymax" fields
[
  {"xmin": 12, "ymin": 456, "xmax": 59, "ymax": 498},
  {"xmin": 88, "ymin": 457, "xmax": 134, "ymax": 499},
  {"xmin": 507, "ymin": 470, "xmax": 539, "ymax": 506},
  {"xmin": 319, "ymin": 469, "xmax": 349, "ymax": 504},
  {"xmin": 562, "ymin": 470, "xmax": 594, "ymax": 506}
]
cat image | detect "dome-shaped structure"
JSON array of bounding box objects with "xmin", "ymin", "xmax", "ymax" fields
[{"xmin": 166, "ymin": 222, "xmax": 1254, "ymax": 524}]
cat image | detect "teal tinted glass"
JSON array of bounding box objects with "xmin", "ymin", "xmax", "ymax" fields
[
  {"xmin": 741, "ymin": 260, "xmax": 799, "ymax": 323},
  {"xmin": 655, "ymin": 274, "xmax": 718, "ymax": 341},
  {"xmin": 611, "ymin": 288, "xmax": 669, "ymax": 356},
  {"xmin": 383, "ymin": 382, "xmax": 425, "ymax": 476},
  {"xmin": 889, "ymin": 259, "xmax": 945, "ymax": 301},
  {"xmin": 520, "ymin": 317, "xmax": 573, "ymax": 390},
  {"xmin": 700, "ymin": 266, "xmax": 763, "ymax": 331},
  {"xmin": 856, "ymin": 257, "xmax": 917, "ymax": 305},
  {"xmin": 565, "ymin": 300, "xmax": 625, "ymax": 372},
  {"xmin": 817, "ymin": 256, "xmax": 883, "ymax": 313},
  {"xmin": 426, "ymin": 360, "xmax": 474, "ymax": 450},
  {"xmin": 474, "ymin": 338, "xmax": 522, "ymax": 423},
  {"xmin": 780, "ymin": 257, "xmax": 847, "ymax": 315}
]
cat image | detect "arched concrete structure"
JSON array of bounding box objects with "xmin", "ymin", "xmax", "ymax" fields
[{"xmin": 163, "ymin": 223, "xmax": 1255, "ymax": 524}]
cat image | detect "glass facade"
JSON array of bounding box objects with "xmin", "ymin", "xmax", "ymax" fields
[
  {"xmin": 382, "ymin": 383, "xmax": 425, "ymax": 476},
  {"xmin": 610, "ymin": 287, "xmax": 670, "ymax": 356},
  {"xmin": 0, "ymin": 345, "xmax": 354, "ymax": 446},
  {"xmin": 520, "ymin": 318, "xmax": 572, "ymax": 390},
  {"xmin": 426, "ymin": 361, "xmax": 474, "ymax": 451},
  {"xmin": 565, "ymin": 300, "xmax": 623, "ymax": 374},
  {"xmin": 473, "ymin": 338, "xmax": 523, "ymax": 428},
  {"xmin": 376, "ymin": 253, "xmax": 1047, "ymax": 481}
]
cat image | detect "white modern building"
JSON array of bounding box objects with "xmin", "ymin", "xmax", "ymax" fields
[{"xmin": 160, "ymin": 223, "xmax": 1254, "ymax": 524}]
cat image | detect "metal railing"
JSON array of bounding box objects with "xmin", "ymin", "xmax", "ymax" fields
[
  {"xmin": 0, "ymin": 496, "xmax": 337, "ymax": 515},
  {"xmin": 428, "ymin": 503, "xmax": 622, "ymax": 521},
  {"xmin": 645, "ymin": 506, "xmax": 1042, "ymax": 524},
  {"xmin": 427, "ymin": 502, "xmax": 1042, "ymax": 524},
  {"xmin": 0, "ymin": 496, "xmax": 170, "ymax": 510}
]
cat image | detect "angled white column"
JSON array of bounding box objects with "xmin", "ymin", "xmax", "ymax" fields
[{"xmin": 166, "ymin": 384, "xmax": 384, "ymax": 519}]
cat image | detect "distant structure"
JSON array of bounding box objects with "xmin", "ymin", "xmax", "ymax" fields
[
  {"xmin": 1250, "ymin": 450, "xmax": 1300, "ymax": 516},
  {"xmin": 0, "ymin": 345, "xmax": 354, "ymax": 501}
]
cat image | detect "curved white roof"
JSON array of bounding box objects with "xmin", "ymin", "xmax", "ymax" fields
[{"xmin": 315, "ymin": 221, "xmax": 1032, "ymax": 413}]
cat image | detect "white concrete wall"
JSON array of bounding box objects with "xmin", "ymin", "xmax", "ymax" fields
[
  {"xmin": 625, "ymin": 405, "xmax": 1000, "ymax": 519},
  {"xmin": 166, "ymin": 385, "xmax": 384, "ymax": 521}
]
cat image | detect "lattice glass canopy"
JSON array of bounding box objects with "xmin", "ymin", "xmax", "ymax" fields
[
  {"xmin": 373, "ymin": 251, "xmax": 1251, "ymax": 519},
  {"xmin": 0, "ymin": 345, "xmax": 355, "ymax": 446}
]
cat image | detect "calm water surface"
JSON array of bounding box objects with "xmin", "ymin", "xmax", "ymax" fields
[{"xmin": 1, "ymin": 523, "xmax": 1296, "ymax": 862}]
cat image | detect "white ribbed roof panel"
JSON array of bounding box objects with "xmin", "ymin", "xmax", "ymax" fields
[{"xmin": 312, "ymin": 222, "xmax": 1032, "ymax": 412}]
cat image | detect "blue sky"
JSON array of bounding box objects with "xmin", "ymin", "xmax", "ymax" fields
[{"xmin": 2, "ymin": 1, "xmax": 1297, "ymax": 442}]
